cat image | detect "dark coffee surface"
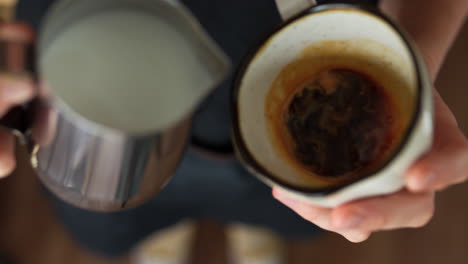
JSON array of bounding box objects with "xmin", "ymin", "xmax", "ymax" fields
[{"xmin": 286, "ymin": 69, "xmax": 394, "ymax": 177}]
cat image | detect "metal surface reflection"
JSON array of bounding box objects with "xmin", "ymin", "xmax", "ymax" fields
[{"xmin": 34, "ymin": 111, "xmax": 190, "ymax": 211}]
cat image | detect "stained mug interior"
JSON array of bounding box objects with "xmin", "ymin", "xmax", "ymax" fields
[{"xmin": 232, "ymin": 4, "xmax": 433, "ymax": 208}]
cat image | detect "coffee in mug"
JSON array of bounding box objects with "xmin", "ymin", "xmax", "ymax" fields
[{"xmin": 265, "ymin": 39, "xmax": 414, "ymax": 187}]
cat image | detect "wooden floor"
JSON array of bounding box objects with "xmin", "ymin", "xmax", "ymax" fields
[{"xmin": 1, "ymin": 22, "xmax": 468, "ymax": 264}]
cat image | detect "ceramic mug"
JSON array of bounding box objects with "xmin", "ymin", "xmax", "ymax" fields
[{"xmin": 232, "ymin": 1, "xmax": 433, "ymax": 208}]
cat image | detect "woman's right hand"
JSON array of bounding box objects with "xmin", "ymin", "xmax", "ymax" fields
[
  {"xmin": 0, "ymin": 74, "xmax": 35, "ymax": 178},
  {"xmin": 0, "ymin": 22, "xmax": 36, "ymax": 178}
]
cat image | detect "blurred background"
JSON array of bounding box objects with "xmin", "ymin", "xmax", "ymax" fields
[{"xmin": 0, "ymin": 19, "xmax": 467, "ymax": 264}]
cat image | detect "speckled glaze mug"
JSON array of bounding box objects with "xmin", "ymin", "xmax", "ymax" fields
[{"xmin": 232, "ymin": 1, "xmax": 433, "ymax": 208}]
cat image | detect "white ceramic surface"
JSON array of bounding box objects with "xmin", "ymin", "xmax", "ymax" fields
[{"xmin": 234, "ymin": 5, "xmax": 433, "ymax": 208}]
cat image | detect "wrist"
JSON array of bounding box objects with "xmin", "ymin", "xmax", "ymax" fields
[{"xmin": 380, "ymin": 0, "xmax": 468, "ymax": 80}]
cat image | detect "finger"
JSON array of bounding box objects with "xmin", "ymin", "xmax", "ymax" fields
[
  {"xmin": 330, "ymin": 190, "xmax": 435, "ymax": 231},
  {"xmin": 273, "ymin": 188, "xmax": 373, "ymax": 243},
  {"xmin": 0, "ymin": 22, "xmax": 35, "ymax": 43},
  {"xmin": 273, "ymin": 188, "xmax": 333, "ymax": 230},
  {"xmin": 407, "ymin": 138, "xmax": 468, "ymax": 192},
  {"xmin": 274, "ymin": 188, "xmax": 377, "ymax": 243},
  {"xmin": 407, "ymin": 93, "xmax": 468, "ymax": 192},
  {"xmin": 0, "ymin": 129, "xmax": 16, "ymax": 178},
  {"xmin": 0, "ymin": 74, "xmax": 35, "ymax": 116}
]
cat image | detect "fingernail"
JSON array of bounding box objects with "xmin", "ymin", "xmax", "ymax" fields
[
  {"xmin": 344, "ymin": 230, "xmax": 371, "ymax": 243},
  {"xmin": 408, "ymin": 171, "xmax": 436, "ymax": 191},
  {"xmin": 339, "ymin": 214, "xmax": 365, "ymax": 229}
]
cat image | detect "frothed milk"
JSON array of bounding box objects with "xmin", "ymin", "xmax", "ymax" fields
[{"xmin": 41, "ymin": 9, "xmax": 214, "ymax": 134}]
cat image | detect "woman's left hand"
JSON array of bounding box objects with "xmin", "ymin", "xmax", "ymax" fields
[{"xmin": 273, "ymin": 91, "xmax": 468, "ymax": 243}]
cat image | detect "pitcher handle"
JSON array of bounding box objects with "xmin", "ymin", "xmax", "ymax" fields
[{"xmin": 275, "ymin": 0, "xmax": 317, "ymax": 21}]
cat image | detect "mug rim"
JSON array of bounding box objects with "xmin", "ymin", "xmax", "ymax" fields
[{"xmin": 231, "ymin": 2, "xmax": 425, "ymax": 196}]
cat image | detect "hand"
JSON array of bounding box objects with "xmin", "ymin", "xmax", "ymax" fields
[
  {"xmin": 0, "ymin": 23, "xmax": 36, "ymax": 178},
  {"xmin": 0, "ymin": 74, "xmax": 35, "ymax": 178},
  {"xmin": 273, "ymin": 91, "xmax": 468, "ymax": 242}
]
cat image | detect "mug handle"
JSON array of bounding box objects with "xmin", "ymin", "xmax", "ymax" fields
[
  {"xmin": 0, "ymin": 22, "xmax": 36, "ymax": 145},
  {"xmin": 275, "ymin": 0, "xmax": 317, "ymax": 21}
]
